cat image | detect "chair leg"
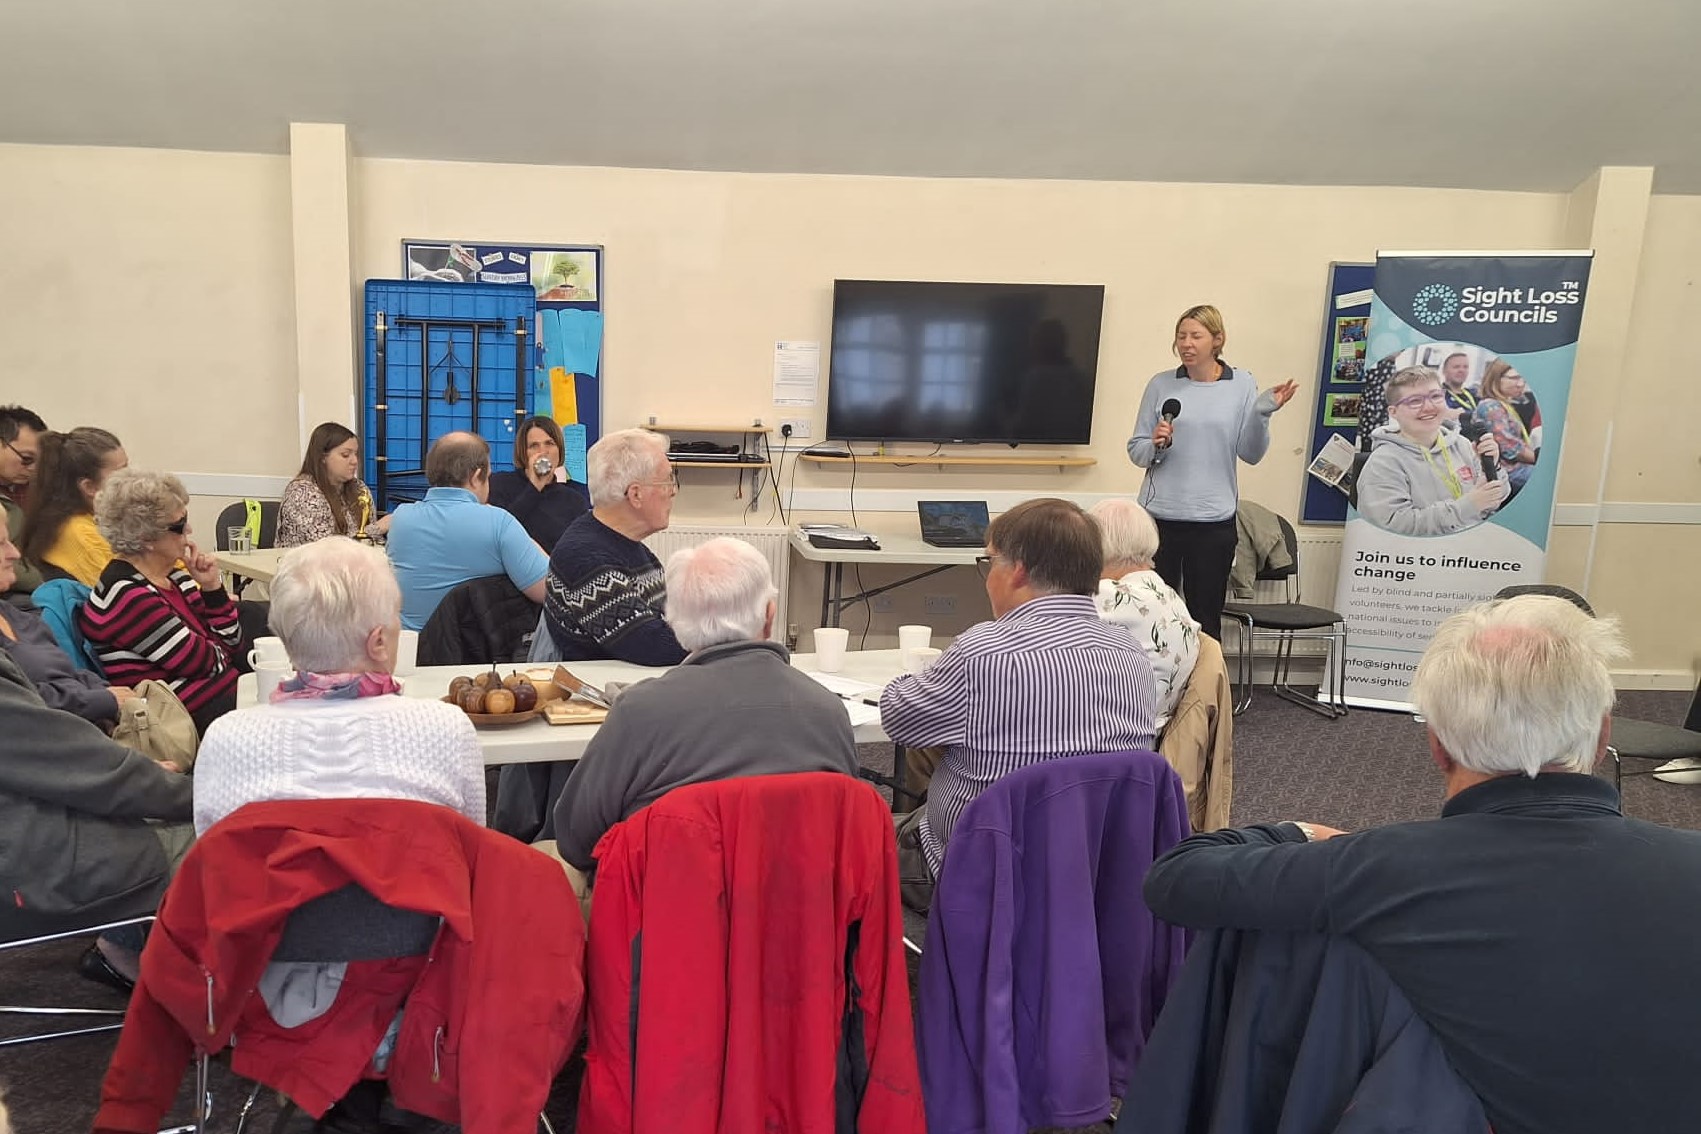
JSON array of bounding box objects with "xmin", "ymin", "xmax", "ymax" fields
[
  {"xmin": 1223, "ymin": 616, "xmax": 1254, "ymax": 715},
  {"xmin": 539, "ymin": 1111, "xmax": 559, "ymax": 1134},
  {"xmin": 1271, "ymin": 630, "xmax": 1348, "ymax": 720}
]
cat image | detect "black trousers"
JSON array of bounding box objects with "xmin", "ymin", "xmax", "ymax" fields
[{"xmin": 1152, "ymin": 517, "xmax": 1237, "ymax": 641}]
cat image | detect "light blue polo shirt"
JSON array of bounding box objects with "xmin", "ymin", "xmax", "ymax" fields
[{"xmin": 387, "ymin": 487, "xmax": 551, "ymax": 630}]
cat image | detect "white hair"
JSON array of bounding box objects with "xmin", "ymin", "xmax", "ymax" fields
[
  {"xmin": 268, "ymin": 537, "xmax": 401, "ymax": 673},
  {"xmin": 664, "ymin": 537, "xmax": 776, "ymax": 653},
  {"xmin": 1411, "ymin": 594, "xmax": 1627, "ymax": 777},
  {"xmin": 1088, "ymin": 497, "xmax": 1160, "ymax": 568},
  {"xmin": 95, "ymin": 469, "xmax": 189, "ymax": 556},
  {"xmin": 587, "ymin": 428, "xmax": 669, "ymax": 508}
]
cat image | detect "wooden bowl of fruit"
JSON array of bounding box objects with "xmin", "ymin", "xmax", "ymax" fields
[{"xmin": 444, "ymin": 666, "xmax": 543, "ymax": 726}]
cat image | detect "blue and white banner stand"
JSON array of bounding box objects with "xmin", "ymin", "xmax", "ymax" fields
[{"xmin": 1334, "ymin": 251, "xmax": 1593, "ymax": 710}]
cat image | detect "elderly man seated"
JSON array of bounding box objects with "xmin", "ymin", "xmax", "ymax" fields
[
  {"xmin": 386, "ymin": 432, "xmax": 549, "ymax": 632},
  {"xmin": 552, "ymin": 537, "xmax": 859, "ymax": 895},
  {"xmin": 0, "ymin": 650, "xmax": 192, "ymax": 993},
  {"xmin": 195, "ymin": 537, "xmax": 484, "ymax": 835},
  {"xmin": 1144, "ymin": 595, "xmax": 1701, "ymax": 1134},
  {"xmin": 880, "ymin": 497, "xmax": 1157, "ymax": 914},
  {"xmin": 543, "ymin": 427, "xmax": 687, "ymax": 666}
]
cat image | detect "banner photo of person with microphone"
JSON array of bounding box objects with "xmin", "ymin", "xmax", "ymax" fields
[{"xmin": 1333, "ymin": 251, "xmax": 1593, "ymax": 709}]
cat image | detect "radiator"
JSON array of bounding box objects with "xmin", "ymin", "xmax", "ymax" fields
[{"xmin": 643, "ymin": 525, "xmax": 792, "ymax": 641}]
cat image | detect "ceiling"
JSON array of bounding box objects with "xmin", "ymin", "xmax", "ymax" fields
[{"xmin": 3, "ymin": 0, "xmax": 1699, "ymax": 193}]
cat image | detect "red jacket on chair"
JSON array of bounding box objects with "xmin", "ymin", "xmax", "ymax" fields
[
  {"xmin": 94, "ymin": 799, "xmax": 585, "ymax": 1134},
  {"xmin": 579, "ymin": 772, "xmax": 926, "ymax": 1134}
]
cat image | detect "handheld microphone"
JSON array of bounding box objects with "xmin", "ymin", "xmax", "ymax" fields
[
  {"xmin": 1457, "ymin": 418, "xmax": 1498, "ymax": 483},
  {"xmin": 1158, "ymin": 398, "xmax": 1181, "ymax": 449}
]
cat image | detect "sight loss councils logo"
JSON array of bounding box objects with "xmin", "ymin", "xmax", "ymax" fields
[{"xmin": 1411, "ymin": 284, "xmax": 1459, "ymax": 326}]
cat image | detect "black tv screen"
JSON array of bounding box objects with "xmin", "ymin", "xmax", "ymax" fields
[{"xmin": 825, "ymin": 280, "xmax": 1105, "ymax": 445}]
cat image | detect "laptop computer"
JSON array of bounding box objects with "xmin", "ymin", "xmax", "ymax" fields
[{"xmin": 917, "ymin": 500, "xmax": 991, "ymax": 548}]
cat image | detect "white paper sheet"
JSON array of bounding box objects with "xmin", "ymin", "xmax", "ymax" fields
[{"xmin": 773, "ymin": 340, "xmax": 821, "ymax": 406}]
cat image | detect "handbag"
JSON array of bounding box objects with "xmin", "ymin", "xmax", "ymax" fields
[{"xmin": 110, "ymin": 679, "xmax": 199, "ymax": 772}]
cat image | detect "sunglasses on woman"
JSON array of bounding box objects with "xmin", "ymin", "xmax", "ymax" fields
[{"xmin": 164, "ymin": 516, "xmax": 190, "ymax": 535}]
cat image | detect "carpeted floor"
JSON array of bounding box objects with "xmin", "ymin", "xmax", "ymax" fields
[{"xmin": 3, "ymin": 688, "xmax": 1692, "ymax": 1132}]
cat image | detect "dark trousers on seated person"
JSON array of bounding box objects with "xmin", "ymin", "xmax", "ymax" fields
[
  {"xmin": 1153, "ymin": 516, "xmax": 1237, "ymax": 641},
  {"xmin": 894, "ymin": 808, "xmax": 935, "ymax": 915},
  {"xmin": 899, "ymin": 745, "xmax": 945, "ymax": 807}
]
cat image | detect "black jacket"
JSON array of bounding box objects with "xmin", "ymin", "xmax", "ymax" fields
[
  {"xmin": 486, "ymin": 471, "xmax": 589, "ymax": 555},
  {"xmin": 1123, "ymin": 930, "xmax": 1486, "ymax": 1134},
  {"xmin": 417, "ymin": 574, "xmax": 542, "ymax": 668},
  {"xmin": 1144, "ymin": 774, "xmax": 1701, "ymax": 1134}
]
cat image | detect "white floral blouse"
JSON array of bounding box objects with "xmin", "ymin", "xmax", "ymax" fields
[{"xmin": 1094, "ymin": 569, "xmax": 1200, "ymax": 726}]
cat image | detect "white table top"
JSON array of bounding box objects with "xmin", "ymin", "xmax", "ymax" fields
[
  {"xmin": 236, "ymin": 650, "xmax": 907, "ymax": 766},
  {"xmin": 789, "ymin": 528, "xmax": 983, "ymax": 566},
  {"xmin": 214, "ymin": 547, "xmax": 286, "ymax": 584}
]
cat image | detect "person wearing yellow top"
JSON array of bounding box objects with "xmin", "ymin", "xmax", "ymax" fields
[{"xmin": 20, "ymin": 427, "xmax": 128, "ymax": 587}]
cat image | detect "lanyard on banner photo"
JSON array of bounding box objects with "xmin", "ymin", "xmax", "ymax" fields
[{"xmin": 1423, "ymin": 440, "xmax": 1464, "ymax": 499}]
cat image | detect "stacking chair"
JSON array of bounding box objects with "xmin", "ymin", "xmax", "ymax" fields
[
  {"xmin": 0, "ymin": 915, "xmax": 153, "ymax": 1049},
  {"xmin": 1221, "ymin": 513, "xmax": 1347, "ymax": 719},
  {"xmin": 213, "ymin": 499, "xmax": 280, "ymax": 598}
]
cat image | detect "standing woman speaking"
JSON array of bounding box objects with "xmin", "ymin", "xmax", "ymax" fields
[{"xmin": 1126, "ymin": 305, "xmax": 1297, "ymax": 640}]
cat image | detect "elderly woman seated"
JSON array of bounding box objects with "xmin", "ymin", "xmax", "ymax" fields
[
  {"xmin": 1088, "ymin": 498, "xmax": 1201, "ymax": 728},
  {"xmin": 192, "ymin": 536, "xmax": 484, "ymax": 836},
  {"xmin": 79, "ymin": 469, "xmax": 243, "ymax": 736},
  {"xmin": 0, "ymin": 510, "xmax": 134, "ymax": 727}
]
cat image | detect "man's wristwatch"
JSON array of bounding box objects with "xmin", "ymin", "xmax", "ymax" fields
[{"xmin": 1292, "ymin": 821, "xmax": 1318, "ymax": 842}]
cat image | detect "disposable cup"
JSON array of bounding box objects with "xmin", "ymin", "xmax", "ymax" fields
[{"xmin": 813, "ymin": 627, "xmax": 850, "ymax": 673}]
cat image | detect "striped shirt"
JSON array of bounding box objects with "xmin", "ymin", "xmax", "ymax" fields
[
  {"xmin": 879, "ymin": 593, "xmax": 1156, "ymax": 874},
  {"xmin": 80, "ymin": 561, "xmax": 242, "ymax": 730}
]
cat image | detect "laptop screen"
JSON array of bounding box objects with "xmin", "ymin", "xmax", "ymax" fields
[{"xmin": 917, "ymin": 500, "xmax": 990, "ymax": 543}]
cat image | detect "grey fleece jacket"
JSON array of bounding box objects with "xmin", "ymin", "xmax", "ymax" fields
[
  {"xmin": 0, "ymin": 653, "xmax": 193, "ymax": 928},
  {"xmin": 1127, "ymin": 364, "xmax": 1280, "ymax": 523},
  {"xmin": 553, "ymin": 639, "xmax": 860, "ymax": 870},
  {"xmin": 1356, "ymin": 423, "xmax": 1494, "ymax": 537}
]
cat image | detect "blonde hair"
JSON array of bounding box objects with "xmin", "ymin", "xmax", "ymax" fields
[
  {"xmin": 1172, "ymin": 305, "xmax": 1225, "ymax": 359},
  {"xmin": 1479, "ymin": 359, "xmax": 1522, "ymax": 402},
  {"xmin": 1412, "ymin": 595, "xmax": 1626, "ymax": 777}
]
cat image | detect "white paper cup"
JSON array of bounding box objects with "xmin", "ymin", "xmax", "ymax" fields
[
  {"xmin": 248, "ymin": 635, "xmax": 287, "ymax": 670},
  {"xmin": 898, "ymin": 624, "xmax": 933, "ymax": 652},
  {"xmin": 902, "ymin": 646, "xmax": 942, "ymax": 675},
  {"xmin": 394, "ymin": 629, "xmax": 419, "ymax": 676},
  {"xmin": 255, "ymin": 661, "xmax": 293, "ymax": 704},
  {"xmin": 813, "ymin": 627, "xmax": 851, "ymax": 672}
]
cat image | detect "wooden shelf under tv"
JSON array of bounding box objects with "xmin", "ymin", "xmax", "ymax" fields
[
  {"xmin": 798, "ymin": 453, "xmax": 1096, "ymax": 470},
  {"xmin": 643, "ymin": 423, "xmax": 772, "ymax": 434},
  {"xmin": 667, "ymin": 459, "xmax": 771, "ymax": 469}
]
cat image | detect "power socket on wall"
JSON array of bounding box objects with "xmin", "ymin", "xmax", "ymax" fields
[
  {"xmin": 779, "ymin": 418, "xmax": 813, "ymax": 440},
  {"xmin": 925, "ymin": 595, "xmax": 957, "ymax": 615},
  {"xmin": 871, "ymin": 595, "xmax": 895, "ymax": 613}
]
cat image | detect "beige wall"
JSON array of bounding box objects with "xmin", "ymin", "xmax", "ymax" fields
[{"xmin": 1, "ymin": 140, "xmax": 1693, "ymax": 676}]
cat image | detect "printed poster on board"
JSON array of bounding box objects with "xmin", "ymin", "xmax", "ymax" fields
[{"xmin": 1334, "ymin": 251, "xmax": 1593, "ymax": 709}]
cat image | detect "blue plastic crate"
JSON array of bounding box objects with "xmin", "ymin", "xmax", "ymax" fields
[{"xmin": 362, "ymin": 280, "xmax": 537, "ymax": 510}]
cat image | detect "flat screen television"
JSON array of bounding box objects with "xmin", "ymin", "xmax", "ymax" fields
[{"xmin": 825, "ymin": 279, "xmax": 1105, "ymax": 445}]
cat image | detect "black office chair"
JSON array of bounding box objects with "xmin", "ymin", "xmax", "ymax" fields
[
  {"xmin": 1221, "ymin": 513, "xmax": 1347, "ymax": 719},
  {"xmin": 214, "ymin": 498, "xmax": 281, "ymax": 598}
]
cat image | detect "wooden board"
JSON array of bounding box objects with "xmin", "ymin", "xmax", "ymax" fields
[{"xmin": 542, "ymin": 700, "xmax": 610, "ymax": 726}]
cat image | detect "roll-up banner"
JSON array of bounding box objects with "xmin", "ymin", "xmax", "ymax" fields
[{"xmin": 1333, "ymin": 251, "xmax": 1593, "ymax": 710}]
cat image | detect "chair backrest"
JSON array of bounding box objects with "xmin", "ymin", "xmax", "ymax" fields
[
  {"xmin": 214, "ymin": 499, "xmax": 282, "ymax": 551},
  {"xmin": 918, "ymin": 751, "xmax": 1190, "ymax": 1133},
  {"xmin": 1493, "ymin": 583, "xmax": 1594, "ymax": 616},
  {"xmin": 271, "ymin": 883, "xmax": 440, "ymax": 963}
]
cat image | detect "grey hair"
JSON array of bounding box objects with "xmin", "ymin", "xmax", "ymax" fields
[
  {"xmin": 663, "ymin": 537, "xmax": 776, "ymax": 652},
  {"xmin": 1088, "ymin": 498, "xmax": 1160, "ymax": 568},
  {"xmin": 587, "ymin": 428, "xmax": 669, "ymax": 508},
  {"xmin": 1412, "ymin": 594, "xmax": 1627, "ymax": 777},
  {"xmin": 94, "ymin": 469, "xmax": 189, "ymax": 556},
  {"xmin": 1384, "ymin": 365, "xmax": 1442, "ymax": 403},
  {"xmin": 267, "ymin": 537, "xmax": 402, "ymax": 673}
]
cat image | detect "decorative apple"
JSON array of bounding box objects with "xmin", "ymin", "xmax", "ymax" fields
[
  {"xmin": 511, "ymin": 680, "xmax": 538, "ymax": 712},
  {"xmin": 459, "ymin": 687, "xmax": 487, "ymax": 714},
  {"xmin": 484, "ymin": 688, "xmax": 517, "ymax": 715},
  {"xmin": 449, "ymin": 676, "xmax": 474, "ymax": 699},
  {"xmin": 503, "ymin": 671, "xmax": 527, "ymax": 691}
]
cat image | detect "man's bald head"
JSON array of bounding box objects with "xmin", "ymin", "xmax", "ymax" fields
[{"xmin": 425, "ymin": 432, "xmax": 491, "ymax": 490}]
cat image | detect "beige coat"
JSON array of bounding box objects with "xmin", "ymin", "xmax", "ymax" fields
[{"xmin": 1157, "ymin": 634, "xmax": 1234, "ymax": 832}]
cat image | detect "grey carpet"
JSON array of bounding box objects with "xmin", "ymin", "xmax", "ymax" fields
[{"xmin": 3, "ymin": 688, "xmax": 1692, "ymax": 1132}]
